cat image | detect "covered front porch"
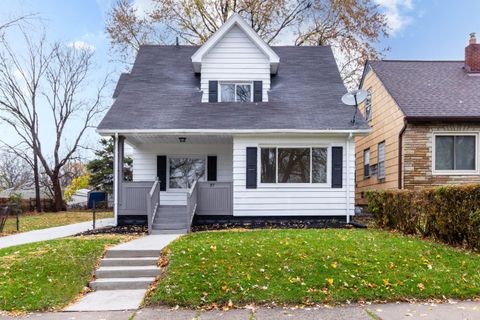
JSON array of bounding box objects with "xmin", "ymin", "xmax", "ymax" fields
[{"xmin": 113, "ymin": 134, "xmax": 233, "ymax": 234}]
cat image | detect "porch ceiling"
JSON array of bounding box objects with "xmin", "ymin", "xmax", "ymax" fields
[{"xmin": 125, "ymin": 134, "xmax": 233, "ymax": 146}]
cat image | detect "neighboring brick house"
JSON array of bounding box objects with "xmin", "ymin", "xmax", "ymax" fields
[{"xmin": 355, "ymin": 33, "xmax": 480, "ymax": 205}]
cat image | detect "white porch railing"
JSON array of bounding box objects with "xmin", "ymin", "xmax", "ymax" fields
[
  {"xmin": 186, "ymin": 180, "xmax": 198, "ymax": 227},
  {"xmin": 146, "ymin": 179, "xmax": 160, "ymax": 233}
]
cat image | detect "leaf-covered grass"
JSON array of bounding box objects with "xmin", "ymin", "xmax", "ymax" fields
[
  {"xmin": 1, "ymin": 211, "xmax": 113, "ymax": 236},
  {"xmin": 0, "ymin": 235, "xmax": 131, "ymax": 311},
  {"xmin": 148, "ymin": 229, "xmax": 480, "ymax": 307}
]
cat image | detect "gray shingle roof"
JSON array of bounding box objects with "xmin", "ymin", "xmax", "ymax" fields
[
  {"xmin": 368, "ymin": 60, "xmax": 480, "ymax": 119},
  {"xmin": 98, "ymin": 45, "xmax": 369, "ymax": 131}
]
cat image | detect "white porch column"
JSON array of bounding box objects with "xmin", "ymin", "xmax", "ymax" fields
[
  {"xmin": 113, "ymin": 133, "xmax": 119, "ymax": 226},
  {"xmin": 346, "ymin": 133, "xmax": 352, "ymax": 223},
  {"xmin": 113, "ymin": 134, "xmax": 125, "ymax": 226}
]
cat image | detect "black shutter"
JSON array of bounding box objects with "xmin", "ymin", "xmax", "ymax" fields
[
  {"xmin": 253, "ymin": 81, "xmax": 263, "ymax": 102},
  {"xmin": 157, "ymin": 155, "xmax": 167, "ymax": 191},
  {"xmin": 246, "ymin": 147, "xmax": 257, "ymax": 189},
  {"xmin": 207, "ymin": 156, "xmax": 217, "ymax": 181},
  {"xmin": 209, "ymin": 81, "xmax": 218, "ymax": 102},
  {"xmin": 331, "ymin": 147, "xmax": 343, "ymax": 188}
]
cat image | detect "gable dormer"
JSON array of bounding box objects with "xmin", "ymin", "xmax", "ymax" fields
[{"xmin": 191, "ymin": 14, "xmax": 280, "ymax": 103}]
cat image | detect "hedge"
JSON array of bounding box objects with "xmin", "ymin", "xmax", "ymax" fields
[{"xmin": 365, "ymin": 184, "xmax": 480, "ymax": 251}]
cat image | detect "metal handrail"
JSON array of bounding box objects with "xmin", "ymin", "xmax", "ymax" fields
[{"xmin": 147, "ymin": 178, "xmax": 160, "ymax": 233}]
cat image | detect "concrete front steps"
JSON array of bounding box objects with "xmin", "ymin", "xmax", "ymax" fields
[
  {"xmin": 151, "ymin": 205, "xmax": 190, "ymax": 234},
  {"xmin": 89, "ymin": 249, "xmax": 160, "ymax": 291}
]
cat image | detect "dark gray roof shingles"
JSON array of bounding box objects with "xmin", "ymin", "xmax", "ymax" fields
[
  {"xmin": 368, "ymin": 60, "xmax": 480, "ymax": 119},
  {"xmin": 98, "ymin": 45, "xmax": 369, "ymax": 131}
]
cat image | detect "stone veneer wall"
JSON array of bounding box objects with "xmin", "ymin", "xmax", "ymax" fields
[{"xmin": 402, "ymin": 122, "xmax": 480, "ymax": 190}]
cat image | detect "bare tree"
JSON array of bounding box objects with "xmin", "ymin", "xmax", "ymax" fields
[
  {"xmin": 105, "ymin": 0, "xmax": 388, "ymax": 86},
  {"xmin": 0, "ymin": 152, "xmax": 33, "ymax": 190},
  {"xmin": 0, "ymin": 28, "xmax": 108, "ymax": 211}
]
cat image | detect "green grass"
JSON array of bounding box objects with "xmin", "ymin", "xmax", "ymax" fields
[
  {"xmin": 0, "ymin": 235, "xmax": 131, "ymax": 311},
  {"xmin": 148, "ymin": 229, "xmax": 480, "ymax": 307},
  {"xmin": 1, "ymin": 211, "xmax": 113, "ymax": 235}
]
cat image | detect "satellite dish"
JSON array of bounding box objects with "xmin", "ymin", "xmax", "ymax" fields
[
  {"xmin": 341, "ymin": 89, "xmax": 368, "ymax": 106},
  {"xmin": 341, "ymin": 89, "xmax": 368, "ymax": 124}
]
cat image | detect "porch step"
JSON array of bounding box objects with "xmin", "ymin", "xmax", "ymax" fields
[
  {"xmin": 90, "ymin": 277, "xmax": 156, "ymax": 290},
  {"xmin": 100, "ymin": 257, "xmax": 158, "ymax": 267},
  {"xmin": 151, "ymin": 228, "xmax": 188, "ymax": 235},
  {"xmin": 106, "ymin": 249, "xmax": 161, "ymax": 258},
  {"xmin": 152, "ymin": 223, "xmax": 188, "ymax": 230},
  {"xmin": 96, "ymin": 266, "xmax": 160, "ymax": 278}
]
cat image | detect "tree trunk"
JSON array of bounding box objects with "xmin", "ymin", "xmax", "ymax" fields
[
  {"xmin": 51, "ymin": 173, "xmax": 64, "ymax": 212},
  {"xmin": 33, "ymin": 152, "xmax": 42, "ymax": 212}
]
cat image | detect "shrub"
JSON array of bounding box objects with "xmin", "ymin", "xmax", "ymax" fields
[{"xmin": 365, "ymin": 184, "xmax": 480, "ymax": 251}]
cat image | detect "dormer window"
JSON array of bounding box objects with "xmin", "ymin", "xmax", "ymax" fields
[{"xmin": 220, "ymin": 82, "xmax": 252, "ymax": 102}]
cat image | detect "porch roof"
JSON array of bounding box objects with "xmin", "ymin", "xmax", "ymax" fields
[{"xmin": 98, "ymin": 46, "xmax": 370, "ymax": 133}]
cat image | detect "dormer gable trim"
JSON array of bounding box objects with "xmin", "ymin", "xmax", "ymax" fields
[{"xmin": 191, "ymin": 13, "xmax": 280, "ymax": 74}]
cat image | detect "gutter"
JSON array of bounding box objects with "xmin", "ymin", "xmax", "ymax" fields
[
  {"xmin": 398, "ymin": 118, "xmax": 407, "ymax": 189},
  {"xmin": 96, "ymin": 128, "xmax": 372, "ymax": 135}
]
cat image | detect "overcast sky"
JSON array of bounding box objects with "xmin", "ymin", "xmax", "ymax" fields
[{"xmin": 1, "ymin": 0, "xmax": 479, "ymax": 160}]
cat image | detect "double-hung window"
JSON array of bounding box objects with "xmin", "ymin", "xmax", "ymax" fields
[
  {"xmin": 363, "ymin": 149, "xmax": 370, "ymax": 178},
  {"xmin": 260, "ymin": 147, "xmax": 328, "ymax": 184},
  {"xmin": 220, "ymin": 82, "xmax": 252, "ymax": 102},
  {"xmin": 377, "ymin": 141, "xmax": 385, "ymax": 180},
  {"xmin": 434, "ymin": 134, "xmax": 477, "ymax": 173}
]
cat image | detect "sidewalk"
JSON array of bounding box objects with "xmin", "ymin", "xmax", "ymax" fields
[
  {"xmin": 1, "ymin": 301, "xmax": 479, "ymax": 319},
  {"xmin": 0, "ymin": 218, "xmax": 114, "ymax": 249}
]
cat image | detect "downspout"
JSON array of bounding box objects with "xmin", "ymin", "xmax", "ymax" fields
[
  {"xmin": 113, "ymin": 133, "xmax": 119, "ymax": 226},
  {"xmin": 398, "ymin": 119, "xmax": 407, "ymax": 189},
  {"xmin": 346, "ymin": 132, "xmax": 353, "ymax": 223}
]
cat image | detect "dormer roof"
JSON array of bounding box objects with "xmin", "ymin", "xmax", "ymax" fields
[{"xmin": 191, "ymin": 13, "xmax": 280, "ymax": 74}]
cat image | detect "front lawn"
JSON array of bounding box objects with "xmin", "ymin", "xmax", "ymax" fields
[
  {"xmin": 0, "ymin": 235, "xmax": 130, "ymax": 311},
  {"xmin": 1, "ymin": 211, "xmax": 113, "ymax": 235},
  {"xmin": 148, "ymin": 229, "xmax": 480, "ymax": 307}
]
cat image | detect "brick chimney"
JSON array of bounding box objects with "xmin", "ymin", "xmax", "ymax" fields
[{"xmin": 465, "ymin": 32, "xmax": 480, "ymax": 72}]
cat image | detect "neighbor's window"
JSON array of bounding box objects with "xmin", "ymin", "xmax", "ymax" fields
[
  {"xmin": 378, "ymin": 141, "xmax": 385, "ymax": 180},
  {"xmin": 434, "ymin": 135, "xmax": 476, "ymax": 172},
  {"xmin": 260, "ymin": 147, "xmax": 328, "ymax": 184},
  {"xmin": 363, "ymin": 149, "xmax": 370, "ymax": 178},
  {"xmin": 220, "ymin": 83, "xmax": 252, "ymax": 102},
  {"xmin": 169, "ymin": 157, "xmax": 205, "ymax": 189},
  {"xmin": 364, "ymin": 88, "xmax": 372, "ymax": 121}
]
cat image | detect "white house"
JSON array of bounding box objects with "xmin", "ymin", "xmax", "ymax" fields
[{"xmin": 97, "ymin": 14, "xmax": 370, "ymax": 234}]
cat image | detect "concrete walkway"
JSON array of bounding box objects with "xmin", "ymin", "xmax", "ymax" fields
[
  {"xmin": 65, "ymin": 234, "xmax": 182, "ymax": 312},
  {"xmin": 2, "ymin": 301, "xmax": 480, "ymax": 319},
  {"xmin": 0, "ymin": 218, "xmax": 115, "ymax": 249}
]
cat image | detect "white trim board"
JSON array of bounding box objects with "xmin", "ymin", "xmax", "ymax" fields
[{"xmin": 97, "ymin": 129, "xmax": 372, "ymax": 135}]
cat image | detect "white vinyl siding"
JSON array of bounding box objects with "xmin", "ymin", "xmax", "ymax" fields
[
  {"xmin": 232, "ymin": 135, "xmax": 355, "ymax": 217},
  {"xmin": 201, "ymin": 25, "xmax": 270, "ymax": 102},
  {"xmin": 131, "ymin": 143, "xmax": 233, "ymax": 205}
]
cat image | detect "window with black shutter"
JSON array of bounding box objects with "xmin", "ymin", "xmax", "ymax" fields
[
  {"xmin": 209, "ymin": 80, "xmax": 218, "ymax": 102},
  {"xmin": 246, "ymin": 147, "xmax": 257, "ymax": 189},
  {"xmin": 253, "ymin": 81, "xmax": 263, "ymax": 102},
  {"xmin": 207, "ymin": 156, "xmax": 217, "ymax": 181},
  {"xmin": 156, "ymin": 155, "xmax": 167, "ymax": 191},
  {"xmin": 331, "ymin": 147, "xmax": 343, "ymax": 188}
]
